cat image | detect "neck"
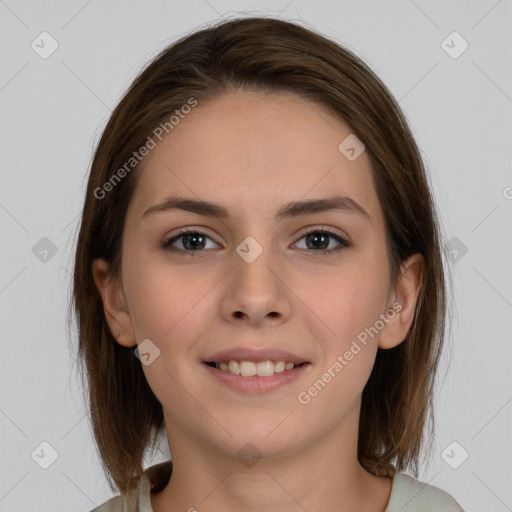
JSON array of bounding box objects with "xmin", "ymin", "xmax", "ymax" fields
[{"xmin": 150, "ymin": 403, "xmax": 393, "ymax": 512}]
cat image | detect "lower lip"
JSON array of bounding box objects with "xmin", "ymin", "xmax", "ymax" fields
[{"xmin": 203, "ymin": 362, "xmax": 311, "ymax": 393}]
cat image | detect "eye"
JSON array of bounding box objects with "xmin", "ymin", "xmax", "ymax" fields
[
  {"xmin": 161, "ymin": 229, "xmax": 220, "ymax": 257},
  {"xmin": 293, "ymin": 226, "xmax": 351, "ymax": 255}
]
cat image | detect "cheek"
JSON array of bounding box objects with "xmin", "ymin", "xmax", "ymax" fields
[
  {"xmin": 125, "ymin": 260, "xmax": 214, "ymax": 343},
  {"xmin": 296, "ymin": 265, "xmax": 387, "ymax": 414},
  {"xmin": 126, "ymin": 265, "xmax": 217, "ymax": 408},
  {"xmin": 309, "ymin": 257, "xmax": 389, "ymax": 346}
]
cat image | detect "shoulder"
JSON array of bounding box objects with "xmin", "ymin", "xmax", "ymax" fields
[
  {"xmin": 89, "ymin": 489, "xmax": 141, "ymax": 512},
  {"xmin": 385, "ymin": 473, "xmax": 464, "ymax": 512},
  {"xmin": 89, "ymin": 461, "xmax": 173, "ymax": 512},
  {"xmin": 89, "ymin": 495, "xmax": 125, "ymax": 512}
]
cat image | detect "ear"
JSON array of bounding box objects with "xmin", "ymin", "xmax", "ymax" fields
[
  {"xmin": 378, "ymin": 253, "xmax": 424, "ymax": 350},
  {"xmin": 91, "ymin": 258, "xmax": 137, "ymax": 347}
]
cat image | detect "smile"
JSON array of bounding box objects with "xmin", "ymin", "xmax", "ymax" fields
[
  {"xmin": 203, "ymin": 361, "xmax": 311, "ymax": 393},
  {"xmin": 206, "ymin": 359, "xmax": 304, "ymax": 377}
]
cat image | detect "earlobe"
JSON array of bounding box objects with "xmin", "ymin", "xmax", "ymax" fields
[
  {"xmin": 378, "ymin": 253, "xmax": 424, "ymax": 350},
  {"xmin": 91, "ymin": 258, "xmax": 137, "ymax": 347}
]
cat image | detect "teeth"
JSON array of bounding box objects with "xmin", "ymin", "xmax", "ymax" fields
[
  {"xmin": 228, "ymin": 360, "xmax": 240, "ymax": 375},
  {"xmin": 274, "ymin": 361, "xmax": 286, "ymax": 373},
  {"xmin": 256, "ymin": 361, "xmax": 274, "ymax": 377},
  {"xmin": 214, "ymin": 359, "xmax": 300, "ymax": 377}
]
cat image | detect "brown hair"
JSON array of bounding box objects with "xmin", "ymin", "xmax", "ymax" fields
[{"xmin": 70, "ymin": 16, "xmax": 449, "ymax": 495}]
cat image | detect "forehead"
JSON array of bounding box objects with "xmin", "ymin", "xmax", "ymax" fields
[{"xmin": 127, "ymin": 90, "xmax": 383, "ymax": 226}]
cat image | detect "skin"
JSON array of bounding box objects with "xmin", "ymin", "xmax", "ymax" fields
[{"xmin": 93, "ymin": 90, "xmax": 423, "ymax": 512}]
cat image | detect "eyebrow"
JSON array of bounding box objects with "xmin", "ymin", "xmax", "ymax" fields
[{"xmin": 141, "ymin": 195, "xmax": 371, "ymax": 222}]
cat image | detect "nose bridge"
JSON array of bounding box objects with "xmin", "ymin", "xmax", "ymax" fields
[
  {"xmin": 223, "ymin": 231, "xmax": 289, "ymax": 322},
  {"xmin": 234, "ymin": 232, "xmax": 278, "ymax": 292}
]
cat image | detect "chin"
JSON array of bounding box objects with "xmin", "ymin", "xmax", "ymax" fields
[{"xmin": 203, "ymin": 417, "xmax": 312, "ymax": 462}]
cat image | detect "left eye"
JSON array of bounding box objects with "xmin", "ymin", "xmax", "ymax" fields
[
  {"xmin": 294, "ymin": 228, "xmax": 350, "ymax": 253},
  {"xmin": 161, "ymin": 228, "xmax": 350, "ymax": 256}
]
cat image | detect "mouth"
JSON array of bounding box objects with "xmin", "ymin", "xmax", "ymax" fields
[
  {"xmin": 202, "ymin": 357, "xmax": 312, "ymax": 394},
  {"xmin": 204, "ymin": 360, "xmax": 308, "ymax": 377},
  {"xmin": 201, "ymin": 346, "xmax": 311, "ymax": 393}
]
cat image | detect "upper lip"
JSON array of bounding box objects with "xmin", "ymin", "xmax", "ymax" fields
[{"xmin": 203, "ymin": 346, "xmax": 309, "ymax": 364}]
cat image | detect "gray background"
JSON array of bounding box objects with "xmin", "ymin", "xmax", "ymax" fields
[{"xmin": 1, "ymin": 0, "xmax": 511, "ymax": 510}]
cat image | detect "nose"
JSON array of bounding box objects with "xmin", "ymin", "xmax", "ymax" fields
[{"xmin": 220, "ymin": 241, "xmax": 292, "ymax": 327}]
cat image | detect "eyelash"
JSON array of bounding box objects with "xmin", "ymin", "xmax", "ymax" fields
[{"xmin": 160, "ymin": 226, "xmax": 351, "ymax": 258}]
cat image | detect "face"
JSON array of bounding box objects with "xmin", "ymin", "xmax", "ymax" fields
[{"xmin": 94, "ymin": 90, "xmax": 421, "ymax": 462}]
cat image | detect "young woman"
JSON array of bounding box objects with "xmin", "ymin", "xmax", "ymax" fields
[{"xmin": 71, "ymin": 16, "xmax": 463, "ymax": 512}]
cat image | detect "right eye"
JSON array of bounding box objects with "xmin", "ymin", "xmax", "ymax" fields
[{"xmin": 161, "ymin": 229, "xmax": 220, "ymax": 256}]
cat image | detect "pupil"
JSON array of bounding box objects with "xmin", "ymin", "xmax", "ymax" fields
[
  {"xmin": 308, "ymin": 233, "xmax": 328, "ymax": 250},
  {"xmin": 184, "ymin": 234, "xmax": 205, "ymax": 250}
]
